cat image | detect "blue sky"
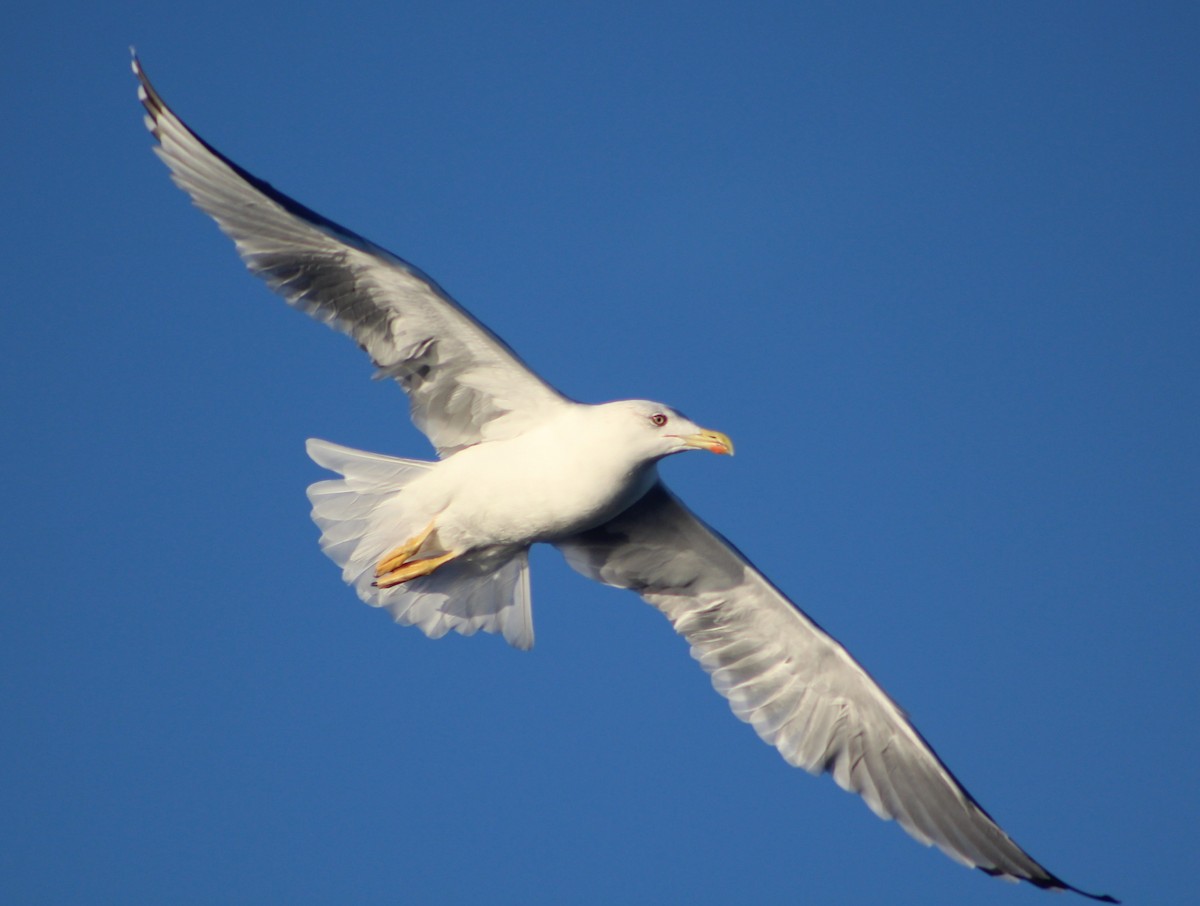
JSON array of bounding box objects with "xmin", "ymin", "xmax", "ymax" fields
[{"xmin": 3, "ymin": 2, "xmax": 1196, "ymax": 903}]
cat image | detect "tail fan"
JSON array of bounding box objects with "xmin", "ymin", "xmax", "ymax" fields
[{"xmin": 306, "ymin": 438, "xmax": 534, "ymax": 649}]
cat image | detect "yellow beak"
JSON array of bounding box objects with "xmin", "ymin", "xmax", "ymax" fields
[{"xmin": 682, "ymin": 429, "xmax": 735, "ymax": 456}]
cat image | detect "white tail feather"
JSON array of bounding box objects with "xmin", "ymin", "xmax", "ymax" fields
[{"xmin": 305, "ymin": 438, "xmax": 535, "ymax": 649}]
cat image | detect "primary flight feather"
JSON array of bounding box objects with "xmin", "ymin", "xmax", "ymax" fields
[{"xmin": 133, "ymin": 54, "xmax": 1114, "ymax": 902}]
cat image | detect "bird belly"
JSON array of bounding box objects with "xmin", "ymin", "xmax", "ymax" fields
[{"xmin": 425, "ymin": 433, "xmax": 656, "ymax": 552}]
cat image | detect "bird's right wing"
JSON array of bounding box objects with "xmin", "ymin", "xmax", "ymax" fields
[
  {"xmin": 557, "ymin": 483, "xmax": 1115, "ymax": 902},
  {"xmin": 134, "ymin": 55, "xmax": 569, "ymax": 456}
]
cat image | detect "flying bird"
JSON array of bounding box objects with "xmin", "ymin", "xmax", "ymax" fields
[{"xmin": 133, "ymin": 55, "xmax": 1115, "ymax": 902}]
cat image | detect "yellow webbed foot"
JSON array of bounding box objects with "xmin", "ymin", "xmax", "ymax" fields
[
  {"xmin": 374, "ymin": 550, "xmax": 458, "ymax": 588},
  {"xmin": 375, "ymin": 521, "xmax": 436, "ymax": 577}
]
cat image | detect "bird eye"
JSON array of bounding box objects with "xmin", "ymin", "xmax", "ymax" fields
[{"xmin": 650, "ymin": 413, "xmax": 669, "ymax": 427}]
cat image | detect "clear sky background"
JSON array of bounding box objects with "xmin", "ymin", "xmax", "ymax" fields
[{"xmin": 3, "ymin": 3, "xmax": 1196, "ymax": 904}]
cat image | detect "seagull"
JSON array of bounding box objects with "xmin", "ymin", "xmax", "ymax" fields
[{"xmin": 133, "ymin": 54, "xmax": 1115, "ymax": 902}]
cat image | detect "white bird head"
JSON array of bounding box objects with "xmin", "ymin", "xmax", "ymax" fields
[{"xmin": 601, "ymin": 399, "xmax": 735, "ymax": 462}]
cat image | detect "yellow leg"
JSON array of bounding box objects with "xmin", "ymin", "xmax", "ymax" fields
[
  {"xmin": 375, "ymin": 521, "xmax": 436, "ymax": 577},
  {"xmin": 373, "ymin": 550, "xmax": 458, "ymax": 589}
]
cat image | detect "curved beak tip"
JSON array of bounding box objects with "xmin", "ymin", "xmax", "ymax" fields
[{"xmin": 689, "ymin": 430, "xmax": 734, "ymax": 457}]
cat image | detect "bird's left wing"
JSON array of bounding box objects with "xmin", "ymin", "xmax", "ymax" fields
[
  {"xmin": 557, "ymin": 483, "xmax": 1114, "ymax": 902},
  {"xmin": 134, "ymin": 56, "xmax": 569, "ymax": 456}
]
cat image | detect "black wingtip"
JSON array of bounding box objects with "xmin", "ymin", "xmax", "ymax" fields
[
  {"xmin": 1040, "ymin": 874, "xmax": 1119, "ymax": 903},
  {"xmin": 130, "ymin": 51, "xmax": 165, "ymax": 132},
  {"xmin": 979, "ymin": 863, "xmax": 1117, "ymax": 902},
  {"xmin": 1053, "ymin": 872, "xmax": 1119, "ymax": 903}
]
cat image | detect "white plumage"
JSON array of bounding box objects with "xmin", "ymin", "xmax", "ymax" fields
[{"xmin": 134, "ymin": 54, "xmax": 1115, "ymax": 902}]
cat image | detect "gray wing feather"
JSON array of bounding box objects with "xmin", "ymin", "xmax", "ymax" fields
[
  {"xmin": 558, "ymin": 483, "xmax": 1114, "ymax": 901},
  {"xmin": 134, "ymin": 55, "xmax": 568, "ymax": 456}
]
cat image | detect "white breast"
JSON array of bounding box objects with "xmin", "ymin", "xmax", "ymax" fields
[{"xmin": 410, "ymin": 404, "xmax": 658, "ymax": 552}]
